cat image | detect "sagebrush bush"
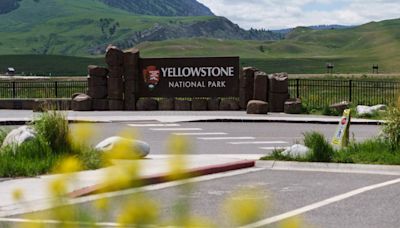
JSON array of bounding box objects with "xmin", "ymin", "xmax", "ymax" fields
[
  {"xmin": 304, "ymin": 131, "xmax": 334, "ymax": 162},
  {"xmin": 382, "ymin": 107, "xmax": 400, "ymax": 150}
]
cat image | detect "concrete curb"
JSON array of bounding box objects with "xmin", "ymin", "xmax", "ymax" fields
[
  {"xmin": 256, "ymin": 160, "xmax": 400, "ymax": 176},
  {"xmin": 68, "ymin": 160, "xmax": 255, "ymax": 198},
  {"xmin": 188, "ymin": 118, "xmax": 382, "ymax": 125}
]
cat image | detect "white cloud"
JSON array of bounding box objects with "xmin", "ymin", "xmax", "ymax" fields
[{"xmin": 197, "ymin": 0, "xmax": 400, "ymax": 29}]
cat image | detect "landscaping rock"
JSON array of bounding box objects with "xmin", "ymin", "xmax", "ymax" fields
[
  {"xmin": 88, "ymin": 65, "xmax": 108, "ymax": 77},
  {"xmin": 158, "ymin": 98, "xmax": 175, "ymax": 110},
  {"xmin": 220, "ymin": 99, "xmax": 240, "ymax": 111},
  {"xmin": 192, "ymin": 99, "xmax": 208, "ymax": 111},
  {"xmin": 253, "ymin": 71, "xmax": 268, "ymax": 102},
  {"xmin": 284, "ymin": 98, "xmax": 302, "ymax": 114},
  {"xmin": 208, "ymin": 98, "xmax": 220, "ymax": 111},
  {"xmin": 95, "ymin": 136, "xmax": 150, "ymax": 159},
  {"xmin": 330, "ymin": 101, "xmax": 350, "ymax": 114},
  {"xmin": 269, "ymin": 72, "xmax": 289, "ymax": 93},
  {"xmin": 72, "ymin": 94, "xmax": 92, "ymax": 111},
  {"xmin": 92, "ymin": 99, "xmax": 109, "ymax": 111},
  {"xmin": 282, "ymin": 144, "xmax": 310, "ymax": 158},
  {"xmin": 108, "ymin": 99, "xmax": 124, "ymax": 111},
  {"xmin": 105, "ymin": 45, "xmax": 124, "ymax": 67},
  {"xmin": 357, "ymin": 104, "xmax": 387, "ymax": 116},
  {"xmin": 2, "ymin": 126, "xmax": 37, "ymax": 150},
  {"xmin": 247, "ymin": 100, "xmax": 268, "ymax": 114},
  {"xmin": 136, "ymin": 98, "xmax": 158, "ymax": 111},
  {"xmin": 175, "ymin": 100, "xmax": 191, "ymax": 111}
]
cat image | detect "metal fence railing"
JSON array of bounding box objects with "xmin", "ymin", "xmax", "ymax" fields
[
  {"xmin": 289, "ymin": 79, "xmax": 400, "ymax": 108},
  {"xmin": 0, "ymin": 81, "xmax": 87, "ymax": 99}
]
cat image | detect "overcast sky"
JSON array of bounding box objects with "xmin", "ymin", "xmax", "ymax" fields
[{"xmin": 197, "ymin": 0, "xmax": 400, "ymax": 30}]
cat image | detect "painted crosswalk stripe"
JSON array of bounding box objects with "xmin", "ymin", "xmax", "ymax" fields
[
  {"xmin": 259, "ymin": 146, "xmax": 289, "ymax": 150},
  {"xmin": 198, "ymin": 137, "xmax": 255, "ymax": 141},
  {"xmin": 150, "ymin": 128, "xmax": 203, "ymax": 131},
  {"xmin": 128, "ymin": 124, "xmax": 180, "ymax": 127},
  {"xmin": 173, "ymin": 132, "xmax": 228, "ymax": 136},
  {"xmin": 228, "ymin": 141, "xmax": 288, "ymax": 145}
]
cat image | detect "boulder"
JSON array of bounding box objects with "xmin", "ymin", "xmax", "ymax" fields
[
  {"xmin": 357, "ymin": 104, "xmax": 387, "ymax": 116},
  {"xmin": 282, "ymin": 144, "xmax": 310, "ymax": 158},
  {"xmin": 2, "ymin": 126, "xmax": 37, "ymax": 150},
  {"xmin": 72, "ymin": 94, "xmax": 92, "ymax": 111},
  {"xmin": 192, "ymin": 99, "xmax": 208, "ymax": 111},
  {"xmin": 105, "ymin": 45, "xmax": 124, "ymax": 67},
  {"xmin": 88, "ymin": 65, "xmax": 108, "ymax": 77},
  {"xmin": 136, "ymin": 98, "xmax": 158, "ymax": 111},
  {"xmin": 220, "ymin": 99, "xmax": 240, "ymax": 111},
  {"xmin": 330, "ymin": 101, "xmax": 350, "ymax": 114},
  {"xmin": 124, "ymin": 99, "xmax": 137, "ymax": 111},
  {"xmin": 284, "ymin": 98, "xmax": 302, "ymax": 114},
  {"xmin": 175, "ymin": 100, "xmax": 191, "ymax": 111},
  {"xmin": 95, "ymin": 136, "xmax": 150, "ymax": 159},
  {"xmin": 247, "ymin": 100, "xmax": 268, "ymax": 114},
  {"xmin": 269, "ymin": 72, "xmax": 289, "ymax": 93},
  {"xmin": 158, "ymin": 98, "xmax": 175, "ymax": 110}
]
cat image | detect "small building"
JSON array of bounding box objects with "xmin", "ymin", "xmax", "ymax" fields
[{"xmin": 6, "ymin": 67, "xmax": 15, "ymax": 76}]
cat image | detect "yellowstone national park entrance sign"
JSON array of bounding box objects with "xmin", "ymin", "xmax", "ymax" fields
[{"xmin": 138, "ymin": 57, "xmax": 240, "ymax": 97}]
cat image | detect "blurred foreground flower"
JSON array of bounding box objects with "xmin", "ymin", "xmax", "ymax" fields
[
  {"xmin": 167, "ymin": 135, "xmax": 191, "ymax": 181},
  {"xmin": 117, "ymin": 194, "xmax": 159, "ymax": 226},
  {"xmin": 223, "ymin": 187, "xmax": 267, "ymax": 226}
]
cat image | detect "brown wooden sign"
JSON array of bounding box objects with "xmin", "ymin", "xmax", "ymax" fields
[{"xmin": 138, "ymin": 57, "xmax": 239, "ymax": 97}]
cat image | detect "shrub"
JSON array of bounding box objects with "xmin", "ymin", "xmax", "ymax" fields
[
  {"xmin": 382, "ymin": 107, "xmax": 400, "ymax": 150},
  {"xmin": 303, "ymin": 131, "xmax": 334, "ymax": 162},
  {"xmin": 33, "ymin": 111, "xmax": 69, "ymax": 153}
]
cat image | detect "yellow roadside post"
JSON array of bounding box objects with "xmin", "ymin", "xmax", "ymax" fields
[{"xmin": 332, "ymin": 109, "xmax": 351, "ymax": 148}]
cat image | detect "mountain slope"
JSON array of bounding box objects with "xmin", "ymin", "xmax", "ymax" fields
[
  {"xmin": 0, "ymin": 0, "xmax": 280, "ymax": 56},
  {"xmin": 99, "ymin": 0, "xmax": 214, "ymax": 16}
]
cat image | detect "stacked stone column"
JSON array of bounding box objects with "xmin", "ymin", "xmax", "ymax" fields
[
  {"xmin": 87, "ymin": 65, "xmax": 108, "ymax": 110},
  {"xmin": 123, "ymin": 48, "xmax": 140, "ymax": 110},
  {"xmin": 106, "ymin": 46, "xmax": 125, "ymax": 110},
  {"xmin": 268, "ymin": 72, "xmax": 289, "ymax": 112}
]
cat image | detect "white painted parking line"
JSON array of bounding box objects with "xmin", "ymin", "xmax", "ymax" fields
[
  {"xmin": 241, "ymin": 177, "xmax": 400, "ymax": 228},
  {"xmin": 199, "ymin": 137, "xmax": 255, "ymax": 141},
  {"xmin": 128, "ymin": 123, "xmax": 180, "ymax": 127},
  {"xmin": 259, "ymin": 146, "xmax": 289, "ymax": 150},
  {"xmin": 150, "ymin": 128, "xmax": 203, "ymax": 131},
  {"xmin": 174, "ymin": 132, "xmax": 228, "ymax": 136},
  {"xmin": 229, "ymin": 141, "xmax": 288, "ymax": 145}
]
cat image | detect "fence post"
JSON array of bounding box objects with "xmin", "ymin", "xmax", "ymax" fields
[
  {"xmin": 349, "ymin": 80, "xmax": 352, "ymax": 102},
  {"xmin": 296, "ymin": 79, "xmax": 300, "ymax": 98},
  {"xmin": 12, "ymin": 81, "xmax": 16, "ymax": 98},
  {"xmin": 55, "ymin": 81, "xmax": 58, "ymax": 98}
]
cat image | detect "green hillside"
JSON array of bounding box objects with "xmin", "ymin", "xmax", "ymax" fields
[
  {"xmin": 137, "ymin": 18, "xmax": 400, "ymax": 73},
  {"xmin": 0, "ymin": 0, "xmax": 278, "ymax": 56}
]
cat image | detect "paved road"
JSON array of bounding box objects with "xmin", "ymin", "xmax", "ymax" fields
[
  {"xmin": 71, "ymin": 121, "xmax": 380, "ymax": 156},
  {"xmin": 18, "ymin": 167, "xmax": 400, "ymax": 228}
]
